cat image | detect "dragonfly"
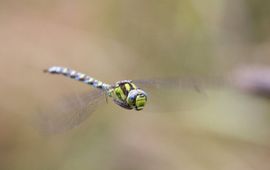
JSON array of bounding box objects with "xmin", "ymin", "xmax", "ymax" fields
[
  {"xmin": 39, "ymin": 66, "xmax": 218, "ymax": 134},
  {"xmin": 44, "ymin": 66, "xmax": 148, "ymax": 111}
]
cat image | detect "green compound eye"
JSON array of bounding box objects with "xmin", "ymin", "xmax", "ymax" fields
[
  {"xmin": 135, "ymin": 94, "xmax": 147, "ymax": 111},
  {"xmin": 127, "ymin": 90, "xmax": 137, "ymax": 106},
  {"xmin": 127, "ymin": 89, "xmax": 147, "ymax": 110}
]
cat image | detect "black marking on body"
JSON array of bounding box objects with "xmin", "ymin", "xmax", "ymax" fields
[{"xmin": 44, "ymin": 66, "xmax": 111, "ymax": 91}]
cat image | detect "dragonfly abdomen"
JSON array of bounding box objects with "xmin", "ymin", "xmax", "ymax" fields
[{"xmin": 44, "ymin": 66, "xmax": 111, "ymax": 91}]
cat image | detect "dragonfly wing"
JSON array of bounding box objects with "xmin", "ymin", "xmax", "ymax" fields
[
  {"xmin": 133, "ymin": 77, "xmax": 210, "ymax": 91},
  {"xmin": 133, "ymin": 78, "xmax": 213, "ymax": 112},
  {"xmin": 38, "ymin": 89, "xmax": 105, "ymax": 135}
]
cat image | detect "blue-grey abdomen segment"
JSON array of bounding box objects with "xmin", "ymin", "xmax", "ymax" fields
[{"xmin": 45, "ymin": 66, "xmax": 111, "ymax": 91}]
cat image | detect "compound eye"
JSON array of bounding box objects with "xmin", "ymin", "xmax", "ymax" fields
[{"xmin": 129, "ymin": 94, "xmax": 136, "ymax": 101}]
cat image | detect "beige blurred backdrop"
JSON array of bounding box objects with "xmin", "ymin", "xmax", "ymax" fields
[{"xmin": 1, "ymin": 0, "xmax": 270, "ymax": 169}]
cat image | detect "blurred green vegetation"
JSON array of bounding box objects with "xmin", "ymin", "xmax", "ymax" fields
[{"xmin": 0, "ymin": 0, "xmax": 270, "ymax": 169}]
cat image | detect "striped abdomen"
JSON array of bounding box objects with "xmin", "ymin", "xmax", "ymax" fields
[{"xmin": 44, "ymin": 66, "xmax": 111, "ymax": 91}]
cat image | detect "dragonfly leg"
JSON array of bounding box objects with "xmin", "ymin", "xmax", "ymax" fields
[{"xmin": 113, "ymin": 99, "xmax": 133, "ymax": 110}]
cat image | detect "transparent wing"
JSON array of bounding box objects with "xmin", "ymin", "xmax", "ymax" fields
[
  {"xmin": 133, "ymin": 77, "xmax": 222, "ymax": 90},
  {"xmin": 38, "ymin": 89, "xmax": 106, "ymax": 135},
  {"xmin": 133, "ymin": 77, "xmax": 222, "ymax": 112}
]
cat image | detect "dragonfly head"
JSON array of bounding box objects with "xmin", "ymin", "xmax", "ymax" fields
[{"xmin": 127, "ymin": 89, "xmax": 148, "ymax": 111}]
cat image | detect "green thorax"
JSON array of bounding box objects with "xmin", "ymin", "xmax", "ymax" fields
[{"xmin": 110, "ymin": 80, "xmax": 137, "ymax": 102}]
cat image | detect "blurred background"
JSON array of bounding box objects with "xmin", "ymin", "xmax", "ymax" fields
[{"xmin": 1, "ymin": 0, "xmax": 270, "ymax": 169}]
